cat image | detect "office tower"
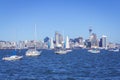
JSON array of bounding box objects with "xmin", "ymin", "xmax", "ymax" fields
[
  {"xmin": 99, "ymin": 38, "xmax": 102, "ymax": 47},
  {"xmin": 90, "ymin": 33, "xmax": 99, "ymax": 48},
  {"xmin": 78, "ymin": 37, "xmax": 84, "ymax": 47},
  {"xmin": 55, "ymin": 32, "xmax": 59, "ymax": 46},
  {"xmin": 55, "ymin": 32, "xmax": 63, "ymax": 47},
  {"xmin": 85, "ymin": 39, "xmax": 91, "ymax": 48},
  {"xmin": 102, "ymin": 35, "xmax": 107, "ymax": 49},
  {"xmin": 89, "ymin": 27, "xmax": 92, "ymax": 39}
]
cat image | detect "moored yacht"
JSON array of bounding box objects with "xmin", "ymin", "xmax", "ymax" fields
[
  {"xmin": 108, "ymin": 48, "xmax": 119, "ymax": 52},
  {"xmin": 2, "ymin": 55, "xmax": 23, "ymax": 61},
  {"xmin": 113, "ymin": 49, "xmax": 119, "ymax": 52},
  {"xmin": 88, "ymin": 49, "xmax": 100, "ymax": 53},
  {"xmin": 66, "ymin": 49, "xmax": 72, "ymax": 53},
  {"xmin": 25, "ymin": 24, "xmax": 42, "ymax": 56},
  {"xmin": 55, "ymin": 49, "xmax": 67, "ymax": 54},
  {"xmin": 26, "ymin": 49, "xmax": 41, "ymax": 56}
]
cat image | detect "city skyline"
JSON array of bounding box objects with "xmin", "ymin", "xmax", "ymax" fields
[{"xmin": 0, "ymin": 0, "xmax": 120, "ymax": 43}]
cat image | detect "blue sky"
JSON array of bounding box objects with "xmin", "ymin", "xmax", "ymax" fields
[{"xmin": 0, "ymin": 0, "xmax": 120, "ymax": 43}]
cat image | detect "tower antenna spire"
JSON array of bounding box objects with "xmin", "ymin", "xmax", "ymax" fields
[{"xmin": 89, "ymin": 26, "xmax": 92, "ymax": 36}]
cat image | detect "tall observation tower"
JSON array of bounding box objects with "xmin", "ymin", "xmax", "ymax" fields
[{"xmin": 89, "ymin": 26, "xmax": 92, "ymax": 36}]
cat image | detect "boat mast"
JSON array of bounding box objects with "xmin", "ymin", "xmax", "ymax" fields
[
  {"xmin": 34, "ymin": 24, "xmax": 37, "ymax": 50},
  {"xmin": 66, "ymin": 36, "xmax": 70, "ymax": 49},
  {"xmin": 62, "ymin": 30, "xmax": 65, "ymax": 48}
]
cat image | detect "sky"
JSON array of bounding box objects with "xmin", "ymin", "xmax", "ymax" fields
[{"xmin": 0, "ymin": 0, "xmax": 120, "ymax": 43}]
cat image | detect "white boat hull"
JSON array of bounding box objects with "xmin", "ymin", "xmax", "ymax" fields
[
  {"xmin": 88, "ymin": 50, "xmax": 100, "ymax": 53},
  {"xmin": 55, "ymin": 50, "xmax": 67, "ymax": 54},
  {"xmin": 26, "ymin": 49, "xmax": 41, "ymax": 56},
  {"xmin": 2, "ymin": 55, "xmax": 23, "ymax": 61},
  {"xmin": 66, "ymin": 49, "xmax": 72, "ymax": 53},
  {"xmin": 109, "ymin": 49, "xmax": 119, "ymax": 52}
]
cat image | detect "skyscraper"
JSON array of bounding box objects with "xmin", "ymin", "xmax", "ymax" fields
[
  {"xmin": 55, "ymin": 32, "xmax": 63, "ymax": 47},
  {"xmin": 99, "ymin": 38, "xmax": 102, "ymax": 47},
  {"xmin": 85, "ymin": 39, "xmax": 91, "ymax": 48},
  {"xmin": 89, "ymin": 26, "xmax": 92, "ymax": 39},
  {"xmin": 90, "ymin": 33, "xmax": 99, "ymax": 48},
  {"xmin": 102, "ymin": 35, "xmax": 107, "ymax": 49}
]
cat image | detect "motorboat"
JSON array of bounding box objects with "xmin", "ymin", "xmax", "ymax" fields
[{"xmin": 2, "ymin": 55, "xmax": 23, "ymax": 61}]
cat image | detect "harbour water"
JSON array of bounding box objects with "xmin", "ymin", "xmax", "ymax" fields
[{"xmin": 0, "ymin": 49, "xmax": 120, "ymax": 80}]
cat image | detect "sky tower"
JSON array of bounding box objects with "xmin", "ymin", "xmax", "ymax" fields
[{"xmin": 89, "ymin": 26, "xmax": 92, "ymax": 36}]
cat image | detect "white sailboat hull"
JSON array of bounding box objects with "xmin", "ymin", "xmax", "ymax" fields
[
  {"xmin": 88, "ymin": 49, "xmax": 100, "ymax": 53},
  {"xmin": 55, "ymin": 50, "xmax": 67, "ymax": 54},
  {"xmin": 26, "ymin": 49, "xmax": 41, "ymax": 56},
  {"xmin": 109, "ymin": 49, "xmax": 119, "ymax": 52},
  {"xmin": 66, "ymin": 49, "xmax": 72, "ymax": 53},
  {"xmin": 2, "ymin": 55, "xmax": 23, "ymax": 61}
]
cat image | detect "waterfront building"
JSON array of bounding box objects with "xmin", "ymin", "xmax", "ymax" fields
[
  {"xmin": 69, "ymin": 39, "xmax": 75, "ymax": 48},
  {"xmin": 89, "ymin": 33, "xmax": 99, "ymax": 48},
  {"xmin": 102, "ymin": 35, "xmax": 107, "ymax": 49},
  {"xmin": 0, "ymin": 41, "xmax": 17, "ymax": 49},
  {"xmin": 99, "ymin": 38, "xmax": 102, "ymax": 47},
  {"xmin": 115, "ymin": 44, "xmax": 120, "ymax": 49},
  {"xmin": 18, "ymin": 41, "xmax": 26, "ymax": 49},
  {"xmin": 85, "ymin": 39, "xmax": 91, "ymax": 48},
  {"xmin": 108, "ymin": 43, "xmax": 116, "ymax": 49},
  {"xmin": 78, "ymin": 37, "xmax": 84, "ymax": 48},
  {"xmin": 55, "ymin": 32, "xmax": 63, "ymax": 47},
  {"xmin": 44, "ymin": 37, "xmax": 50, "ymax": 48}
]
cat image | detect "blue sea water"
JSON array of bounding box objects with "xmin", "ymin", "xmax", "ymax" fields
[{"xmin": 0, "ymin": 49, "xmax": 120, "ymax": 80}]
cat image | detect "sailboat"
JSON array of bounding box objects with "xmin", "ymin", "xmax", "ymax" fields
[
  {"xmin": 25, "ymin": 24, "xmax": 41, "ymax": 56},
  {"xmin": 2, "ymin": 54, "xmax": 23, "ymax": 61},
  {"xmin": 26, "ymin": 49, "xmax": 41, "ymax": 56},
  {"xmin": 108, "ymin": 48, "xmax": 119, "ymax": 52},
  {"xmin": 2, "ymin": 44, "xmax": 23, "ymax": 61},
  {"xmin": 50, "ymin": 37, "xmax": 54, "ymax": 49},
  {"xmin": 112, "ymin": 49, "xmax": 119, "ymax": 52},
  {"xmin": 65, "ymin": 36, "xmax": 72, "ymax": 52},
  {"xmin": 54, "ymin": 49, "xmax": 67, "ymax": 54},
  {"xmin": 54, "ymin": 36, "xmax": 71, "ymax": 54}
]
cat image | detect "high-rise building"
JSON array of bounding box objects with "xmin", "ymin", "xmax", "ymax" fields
[
  {"xmin": 78, "ymin": 37, "xmax": 84, "ymax": 47},
  {"xmin": 102, "ymin": 35, "xmax": 107, "ymax": 49},
  {"xmin": 108, "ymin": 42, "xmax": 116, "ymax": 49},
  {"xmin": 85, "ymin": 39, "xmax": 91, "ymax": 48},
  {"xmin": 89, "ymin": 27, "xmax": 92, "ymax": 38},
  {"xmin": 55, "ymin": 32, "xmax": 63, "ymax": 47},
  {"xmin": 55, "ymin": 32, "xmax": 59, "ymax": 46},
  {"xmin": 99, "ymin": 38, "xmax": 102, "ymax": 47},
  {"xmin": 90, "ymin": 33, "xmax": 99, "ymax": 48}
]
